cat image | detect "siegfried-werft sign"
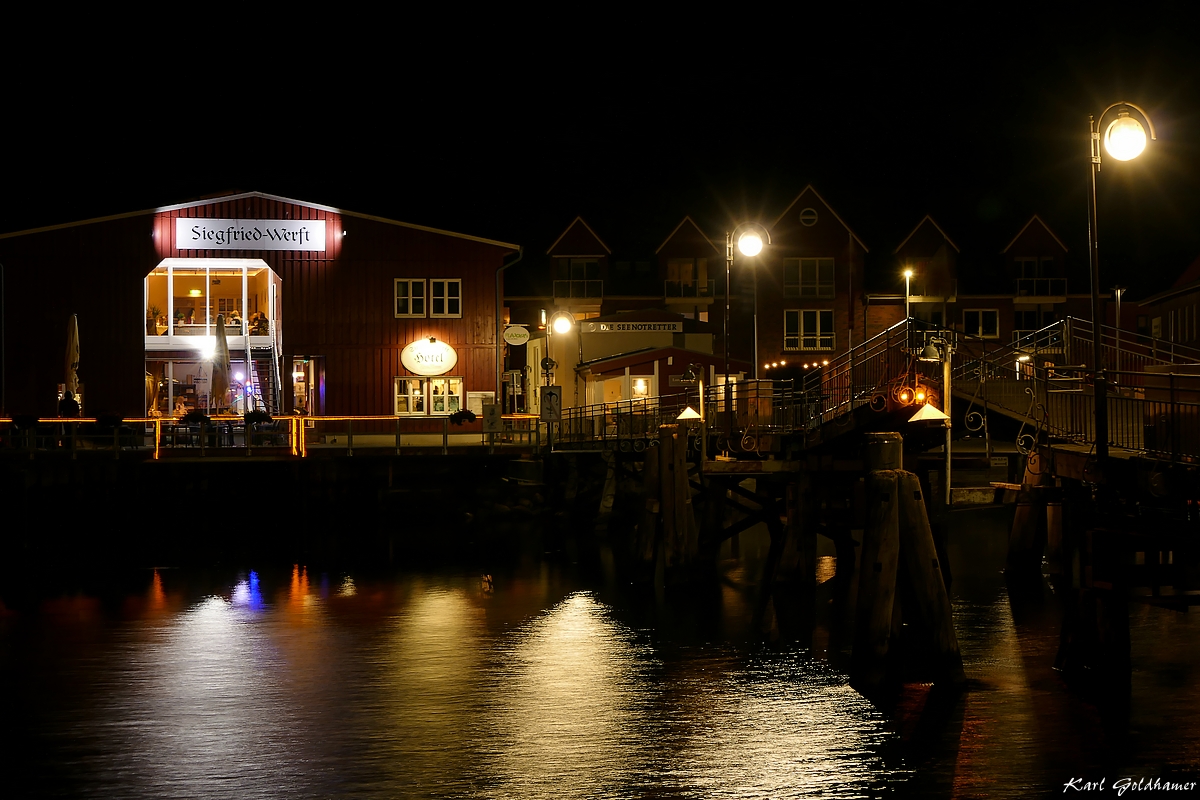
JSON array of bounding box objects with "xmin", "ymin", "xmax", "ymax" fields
[
  {"xmin": 175, "ymin": 218, "xmax": 327, "ymax": 251},
  {"xmin": 401, "ymin": 338, "xmax": 459, "ymax": 376}
]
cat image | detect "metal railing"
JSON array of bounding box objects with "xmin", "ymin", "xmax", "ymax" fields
[
  {"xmin": 664, "ymin": 279, "xmax": 714, "ymax": 298},
  {"xmin": 553, "ymin": 279, "xmax": 603, "ymax": 299},
  {"xmin": 1015, "ymin": 277, "xmax": 1067, "ymax": 297},
  {"xmin": 0, "ymin": 415, "xmax": 546, "ymax": 460}
]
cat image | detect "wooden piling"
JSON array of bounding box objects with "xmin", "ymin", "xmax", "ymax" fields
[
  {"xmin": 897, "ymin": 471, "xmax": 966, "ymax": 684},
  {"xmin": 636, "ymin": 433, "xmax": 662, "ymax": 577},
  {"xmin": 852, "ymin": 469, "xmax": 901, "ymax": 691},
  {"xmin": 659, "ymin": 425, "xmax": 679, "ymax": 571},
  {"xmin": 1008, "ymin": 453, "xmax": 1049, "ymax": 581}
]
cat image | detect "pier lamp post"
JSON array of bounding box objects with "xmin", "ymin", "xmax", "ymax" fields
[
  {"xmin": 724, "ymin": 224, "xmax": 771, "ymax": 384},
  {"xmin": 724, "ymin": 224, "xmax": 770, "ymax": 447},
  {"xmin": 546, "ymin": 308, "xmax": 575, "ymax": 389},
  {"xmin": 904, "ymin": 269, "xmax": 913, "ymax": 320},
  {"xmin": 1088, "ymin": 102, "xmax": 1156, "ymax": 459},
  {"xmin": 680, "ymin": 363, "xmax": 706, "ymax": 465},
  {"xmin": 918, "ymin": 335, "xmax": 955, "ymax": 506}
]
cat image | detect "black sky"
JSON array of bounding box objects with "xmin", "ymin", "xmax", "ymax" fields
[{"xmin": 4, "ymin": 9, "xmax": 1198, "ymax": 298}]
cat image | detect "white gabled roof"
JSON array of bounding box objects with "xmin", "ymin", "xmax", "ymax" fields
[{"xmin": 0, "ymin": 191, "xmax": 520, "ymax": 250}]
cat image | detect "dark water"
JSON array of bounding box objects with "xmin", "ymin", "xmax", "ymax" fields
[{"xmin": 3, "ymin": 512, "xmax": 1200, "ymax": 799}]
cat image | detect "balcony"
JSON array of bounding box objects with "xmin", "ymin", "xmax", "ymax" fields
[
  {"xmin": 1016, "ymin": 278, "xmax": 1067, "ymax": 299},
  {"xmin": 664, "ymin": 280, "xmax": 714, "ymax": 299},
  {"xmin": 554, "ymin": 279, "xmax": 603, "ymax": 299}
]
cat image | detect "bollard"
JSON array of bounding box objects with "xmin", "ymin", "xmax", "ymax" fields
[
  {"xmin": 897, "ymin": 472, "xmax": 966, "ymax": 684},
  {"xmin": 852, "ymin": 469, "xmax": 901, "ymax": 692}
]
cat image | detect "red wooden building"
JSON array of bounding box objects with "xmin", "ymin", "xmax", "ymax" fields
[{"xmin": 0, "ymin": 192, "xmax": 519, "ymax": 419}]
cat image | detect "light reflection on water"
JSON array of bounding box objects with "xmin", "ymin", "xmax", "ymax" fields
[
  {"xmin": 5, "ymin": 571, "xmax": 903, "ymax": 799},
  {"xmin": 6, "ymin": 513, "xmax": 1200, "ymax": 798}
]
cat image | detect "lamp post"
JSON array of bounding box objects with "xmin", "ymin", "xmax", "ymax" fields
[
  {"xmin": 904, "ymin": 269, "xmax": 913, "ymax": 320},
  {"xmin": 680, "ymin": 363, "xmax": 706, "ymax": 465},
  {"xmin": 918, "ymin": 336, "xmax": 954, "ymax": 506},
  {"xmin": 1088, "ymin": 102, "xmax": 1155, "ymax": 459},
  {"xmin": 724, "ymin": 225, "xmax": 770, "ymax": 448}
]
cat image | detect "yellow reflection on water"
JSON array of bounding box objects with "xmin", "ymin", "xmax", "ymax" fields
[{"xmin": 488, "ymin": 592, "xmax": 653, "ymax": 796}]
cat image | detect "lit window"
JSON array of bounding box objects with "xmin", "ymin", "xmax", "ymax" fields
[
  {"xmin": 394, "ymin": 376, "xmax": 463, "ymax": 415},
  {"xmin": 785, "ymin": 309, "xmax": 834, "ymax": 351},
  {"xmin": 431, "ymin": 279, "xmax": 462, "ymax": 318},
  {"xmin": 783, "ymin": 258, "xmax": 834, "ymax": 298},
  {"xmin": 395, "ymin": 279, "xmax": 426, "ymax": 318}
]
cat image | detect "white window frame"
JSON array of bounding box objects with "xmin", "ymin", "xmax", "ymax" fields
[
  {"xmin": 963, "ymin": 309, "xmax": 1000, "ymax": 339},
  {"xmin": 783, "ymin": 258, "xmax": 835, "ymax": 298},
  {"xmin": 394, "ymin": 279, "xmax": 426, "ymax": 318},
  {"xmin": 394, "ymin": 376, "xmax": 464, "ymax": 415},
  {"xmin": 430, "ymin": 279, "xmax": 462, "ymax": 318},
  {"xmin": 784, "ymin": 309, "xmax": 834, "ymax": 351}
]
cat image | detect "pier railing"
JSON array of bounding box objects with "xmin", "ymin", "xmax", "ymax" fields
[{"xmin": 0, "ymin": 414, "xmax": 546, "ymax": 460}]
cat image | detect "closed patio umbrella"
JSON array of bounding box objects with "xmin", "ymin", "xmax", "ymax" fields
[
  {"xmin": 65, "ymin": 314, "xmax": 80, "ymax": 396},
  {"xmin": 211, "ymin": 313, "xmax": 231, "ymax": 412}
]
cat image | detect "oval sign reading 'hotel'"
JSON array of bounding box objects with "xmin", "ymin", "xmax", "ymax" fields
[{"xmin": 401, "ymin": 338, "xmax": 458, "ymax": 376}]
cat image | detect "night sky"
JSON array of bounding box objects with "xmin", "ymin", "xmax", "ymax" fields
[{"xmin": 4, "ymin": 10, "xmax": 1198, "ymax": 298}]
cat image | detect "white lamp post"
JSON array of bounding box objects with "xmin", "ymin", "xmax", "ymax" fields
[
  {"xmin": 723, "ymin": 225, "xmax": 770, "ymax": 450},
  {"xmin": 1088, "ymin": 102, "xmax": 1156, "ymax": 459},
  {"xmin": 918, "ymin": 336, "xmax": 954, "ymax": 506},
  {"xmin": 904, "ymin": 268, "xmax": 913, "ymax": 320}
]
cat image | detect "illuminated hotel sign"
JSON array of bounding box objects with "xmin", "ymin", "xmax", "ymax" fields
[
  {"xmin": 401, "ymin": 338, "xmax": 458, "ymax": 376},
  {"xmin": 175, "ymin": 218, "xmax": 327, "ymax": 251},
  {"xmin": 583, "ymin": 321, "xmax": 682, "ymax": 333}
]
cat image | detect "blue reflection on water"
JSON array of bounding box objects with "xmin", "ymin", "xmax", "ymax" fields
[{"xmin": 230, "ymin": 570, "xmax": 264, "ymax": 610}]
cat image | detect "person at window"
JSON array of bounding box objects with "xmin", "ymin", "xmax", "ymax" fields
[
  {"xmin": 59, "ymin": 390, "xmax": 80, "ymax": 418},
  {"xmin": 58, "ymin": 390, "xmax": 80, "ymax": 447},
  {"xmin": 174, "ymin": 398, "xmax": 187, "ymax": 416},
  {"xmin": 229, "ymin": 309, "xmax": 242, "ymax": 327}
]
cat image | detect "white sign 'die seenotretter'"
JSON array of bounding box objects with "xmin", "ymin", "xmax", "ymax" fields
[
  {"xmin": 175, "ymin": 218, "xmax": 327, "ymax": 251},
  {"xmin": 401, "ymin": 339, "xmax": 458, "ymax": 376}
]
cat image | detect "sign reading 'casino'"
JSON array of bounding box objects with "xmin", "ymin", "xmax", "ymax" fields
[{"xmin": 175, "ymin": 218, "xmax": 327, "ymax": 251}]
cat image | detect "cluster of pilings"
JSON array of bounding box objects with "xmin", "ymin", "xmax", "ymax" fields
[{"xmin": 626, "ymin": 426, "xmax": 965, "ymax": 694}]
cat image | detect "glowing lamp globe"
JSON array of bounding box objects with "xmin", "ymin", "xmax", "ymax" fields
[
  {"xmin": 1104, "ymin": 114, "xmax": 1147, "ymax": 161},
  {"xmin": 552, "ymin": 315, "xmax": 573, "ymax": 335},
  {"xmin": 737, "ymin": 232, "xmax": 763, "ymax": 257}
]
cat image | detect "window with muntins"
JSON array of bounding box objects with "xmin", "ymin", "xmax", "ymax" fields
[
  {"xmin": 964, "ymin": 309, "xmax": 1000, "ymax": 338},
  {"xmin": 784, "ymin": 309, "xmax": 834, "ymax": 350},
  {"xmin": 431, "ymin": 279, "xmax": 462, "ymax": 318},
  {"xmin": 394, "ymin": 279, "xmax": 426, "ymax": 318},
  {"xmin": 783, "ymin": 258, "xmax": 835, "ymax": 298}
]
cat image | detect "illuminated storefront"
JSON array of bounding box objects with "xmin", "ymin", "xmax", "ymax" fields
[{"xmin": 0, "ymin": 192, "xmax": 518, "ymax": 418}]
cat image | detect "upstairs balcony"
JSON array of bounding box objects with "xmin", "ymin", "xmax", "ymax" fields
[
  {"xmin": 664, "ymin": 279, "xmax": 714, "ymax": 300},
  {"xmin": 554, "ymin": 279, "xmax": 604, "ymax": 299},
  {"xmin": 1015, "ymin": 277, "xmax": 1067, "ymax": 300}
]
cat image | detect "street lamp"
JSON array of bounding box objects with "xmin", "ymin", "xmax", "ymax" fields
[
  {"xmin": 904, "ymin": 268, "xmax": 913, "ymax": 320},
  {"xmin": 724, "ymin": 224, "xmax": 771, "ymax": 386},
  {"xmin": 724, "ymin": 224, "xmax": 770, "ymax": 452},
  {"xmin": 680, "ymin": 363, "xmax": 706, "ymax": 465},
  {"xmin": 1088, "ymin": 102, "xmax": 1156, "ymax": 459},
  {"xmin": 917, "ymin": 336, "xmax": 955, "ymax": 506},
  {"xmin": 547, "ymin": 309, "xmax": 577, "ymax": 401}
]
